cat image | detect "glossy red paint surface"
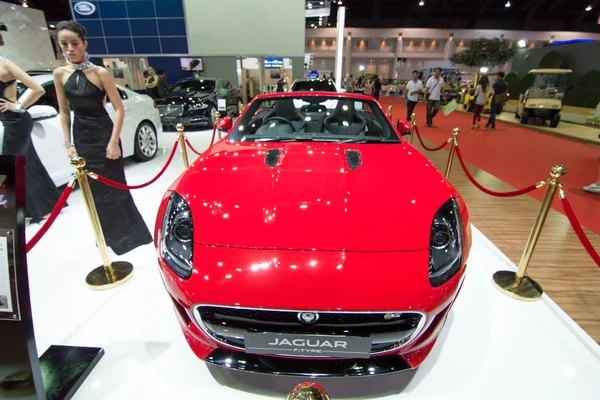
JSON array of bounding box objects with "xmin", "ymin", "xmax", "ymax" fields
[{"xmin": 155, "ymin": 92, "xmax": 470, "ymax": 371}]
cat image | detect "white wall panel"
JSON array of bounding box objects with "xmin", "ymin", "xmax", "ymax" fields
[
  {"xmin": 185, "ymin": 0, "xmax": 305, "ymax": 57},
  {"xmin": 0, "ymin": 2, "xmax": 59, "ymax": 70}
]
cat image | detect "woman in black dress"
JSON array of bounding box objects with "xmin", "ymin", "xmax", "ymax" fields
[
  {"xmin": 276, "ymin": 68, "xmax": 290, "ymax": 93},
  {"xmin": 0, "ymin": 22, "xmax": 63, "ymax": 223},
  {"xmin": 54, "ymin": 21, "xmax": 152, "ymax": 255}
]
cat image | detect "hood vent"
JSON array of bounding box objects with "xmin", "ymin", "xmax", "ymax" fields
[
  {"xmin": 345, "ymin": 150, "xmax": 362, "ymax": 170},
  {"xmin": 264, "ymin": 148, "xmax": 282, "ymax": 169}
]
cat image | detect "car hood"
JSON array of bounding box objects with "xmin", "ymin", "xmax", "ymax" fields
[
  {"xmin": 156, "ymin": 93, "xmax": 212, "ymax": 105},
  {"xmin": 175, "ymin": 141, "xmax": 455, "ymax": 251}
]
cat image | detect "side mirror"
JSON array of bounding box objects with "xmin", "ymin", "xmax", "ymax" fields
[
  {"xmin": 218, "ymin": 116, "xmax": 233, "ymax": 131},
  {"xmin": 28, "ymin": 105, "xmax": 58, "ymax": 121},
  {"xmin": 396, "ymin": 119, "xmax": 412, "ymax": 136}
]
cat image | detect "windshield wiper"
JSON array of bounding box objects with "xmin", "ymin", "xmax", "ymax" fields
[
  {"xmin": 252, "ymin": 137, "xmax": 340, "ymax": 143},
  {"xmin": 340, "ymin": 138, "xmax": 401, "ymax": 143}
]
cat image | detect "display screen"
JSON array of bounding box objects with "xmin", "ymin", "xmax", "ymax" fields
[{"xmin": 180, "ymin": 57, "xmax": 204, "ymax": 71}]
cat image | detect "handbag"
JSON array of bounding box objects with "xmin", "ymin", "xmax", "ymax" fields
[{"xmin": 495, "ymin": 92, "xmax": 509, "ymax": 104}]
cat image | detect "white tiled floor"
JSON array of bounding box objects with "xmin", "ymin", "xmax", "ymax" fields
[{"xmin": 25, "ymin": 129, "xmax": 600, "ymax": 399}]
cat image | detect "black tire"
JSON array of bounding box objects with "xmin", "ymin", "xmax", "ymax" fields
[
  {"xmin": 133, "ymin": 121, "xmax": 158, "ymax": 161},
  {"xmin": 549, "ymin": 113, "xmax": 560, "ymax": 128},
  {"xmin": 520, "ymin": 110, "xmax": 530, "ymax": 125}
]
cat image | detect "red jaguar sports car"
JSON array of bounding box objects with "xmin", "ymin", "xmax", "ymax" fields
[{"xmin": 155, "ymin": 92, "xmax": 471, "ymax": 377}]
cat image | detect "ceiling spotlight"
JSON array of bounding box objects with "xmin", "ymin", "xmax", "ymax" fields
[
  {"xmin": 311, "ymin": 24, "xmax": 315, "ymax": 27},
  {"xmin": 320, "ymin": 1, "xmax": 324, "ymax": 4},
  {"xmin": 359, "ymin": 65, "xmax": 365, "ymax": 71},
  {"xmin": 419, "ymin": 1, "xmax": 425, "ymax": 6},
  {"xmin": 517, "ymin": 39, "xmax": 527, "ymax": 48},
  {"xmin": 338, "ymin": 1, "xmax": 343, "ymax": 5},
  {"xmin": 307, "ymin": 2, "xmax": 312, "ymax": 8},
  {"xmin": 585, "ymin": 5, "xmax": 592, "ymax": 11},
  {"xmin": 505, "ymin": 1, "xmax": 511, "ymax": 7},
  {"xmin": 480, "ymin": 66, "xmax": 489, "ymax": 73},
  {"xmin": 49, "ymin": 24, "xmax": 56, "ymax": 29}
]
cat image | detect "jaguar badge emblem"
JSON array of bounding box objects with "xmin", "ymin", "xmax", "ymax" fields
[{"xmin": 298, "ymin": 312, "xmax": 319, "ymax": 324}]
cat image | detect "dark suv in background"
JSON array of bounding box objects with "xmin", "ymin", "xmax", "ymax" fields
[{"xmin": 156, "ymin": 77, "xmax": 241, "ymax": 131}]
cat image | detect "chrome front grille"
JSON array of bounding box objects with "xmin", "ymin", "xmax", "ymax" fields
[
  {"xmin": 158, "ymin": 104, "xmax": 184, "ymax": 118},
  {"xmin": 195, "ymin": 306, "xmax": 424, "ymax": 355}
]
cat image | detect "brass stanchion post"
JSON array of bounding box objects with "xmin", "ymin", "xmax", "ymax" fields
[
  {"xmin": 492, "ymin": 165, "xmax": 567, "ymax": 301},
  {"xmin": 287, "ymin": 383, "xmax": 329, "ymax": 400},
  {"xmin": 410, "ymin": 112, "xmax": 416, "ymax": 144},
  {"xmin": 387, "ymin": 105, "xmax": 392, "ymax": 118},
  {"xmin": 71, "ymin": 157, "xmax": 134, "ymax": 290},
  {"xmin": 444, "ymin": 127, "xmax": 460, "ymax": 179},
  {"xmin": 215, "ymin": 111, "xmax": 222, "ymax": 141},
  {"xmin": 176, "ymin": 123, "xmax": 189, "ymax": 169}
]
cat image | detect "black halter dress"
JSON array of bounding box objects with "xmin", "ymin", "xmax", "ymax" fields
[
  {"xmin": 64, "ymin": 69, "xmax": 152, "ymax": 255},
  {"xmin": 0, "ymin": 77, "xmax": 63, "ymax": 222}
]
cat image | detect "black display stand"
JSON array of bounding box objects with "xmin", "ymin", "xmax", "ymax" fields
[{"xmin": 0, "ymin": 156, "xmax": 104, "ymax": 399}]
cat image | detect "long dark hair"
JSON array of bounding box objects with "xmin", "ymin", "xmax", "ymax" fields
[
  {"xmin": 479, "ymin": 75, "xmax": 489, "ymax": 92},
  {"xmin": 56, "ymin": 20, "xmax": 86, "ymax": 41}
]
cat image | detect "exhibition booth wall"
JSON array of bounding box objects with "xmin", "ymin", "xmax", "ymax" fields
[{"xmin": 0, "ymin": 2, "xmax": 60, "ymax": 70}]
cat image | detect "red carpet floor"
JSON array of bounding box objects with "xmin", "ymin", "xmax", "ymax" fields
[{"xmin": 379, "ymin": 97, "xmax": 600, "ymax": 235}]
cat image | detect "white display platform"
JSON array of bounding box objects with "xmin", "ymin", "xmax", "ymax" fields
[{"xmin": 25, "ymin": 130, "xmax": 600, "ymax": 399}]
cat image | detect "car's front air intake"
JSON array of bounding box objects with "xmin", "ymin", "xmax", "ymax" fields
[
  {"xmin": 264, "ymin": 149, "xmax": 282, "ymax": 168},
  {"xmin": 195, "ymin": 306, "xmax": 424, "ymax": 356},
  {"xmin": 345, "ymin": 150, "xmax": 362, "ymax": 170}
]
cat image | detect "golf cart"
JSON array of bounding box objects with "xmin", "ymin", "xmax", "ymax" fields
[{"xmin": 516, "ymin": 69, "xmax": 571, "ymax": 128}]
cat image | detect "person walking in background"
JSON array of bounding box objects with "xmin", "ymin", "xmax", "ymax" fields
[
  {"xmin": 425, "ymin": 67, "xmax": 445, "ymax": 127},
  {"xmin": 157, "ymin": 69, "xmax": 168, "ymax": 98},
  {"xmin": 54, "ymin": 20, "xmax": 152, "ymax": 255},
  {"xmin": 486, "ymin": 71, "xmax": 508, "ymax": 130},
  {"xmin": 372, "ymin": 75, "xmax": 382, "ymax": 100},
  {"xmin": 276, "ymin": 68, "xmax": 290, "ymax": 92},
  {"xmin": 406, "ymin": 70, "xmax": 423, "ymax": 121},
  {"xmin": 472, "ymin": 75, "xmax": 490, "ymax": 129},
  {"xmin": 0, "ymin": 21, "xmax": 64, "ymax": 224},
  {"xmin": 144, "ymin": 66, "xmax": 159, "ymax": 99}
]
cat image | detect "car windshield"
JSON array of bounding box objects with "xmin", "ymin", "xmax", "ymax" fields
[
  {"xmin": 169, "ymin": 79, "xmax": 216, "ymax": 94},
  {"xmin": 292, "ymin": 80, "xmax": 336, "ymax": 92},
  {"xmin": 16, "ymin": 82, "xmax": 28, "ymax": 99},
  {"xmin": 529, "ymin": 74, "xmax": 569, "ymax": 99},
  {"xmin": 229, "ymin": 95, "xmax": 400, "ymax": 143}
]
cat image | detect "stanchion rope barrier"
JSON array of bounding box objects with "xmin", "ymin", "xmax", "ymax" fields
[
  {"xmin": 26, "ymin": 178, "xmax": 76, "ymax": 253},
  {"xmin": 560, "ymin": 192, "xmax": 600, "ymax": 267},
  {"xmin": 455, "ymin": 146, "xmax": 544, "ymax": 197},
  {"xmin": 413, "ymin": 125, "xmax": 451, "ymax": 152},
  {"xmin": 88, "ymin": 140, "xmax": 179, "ymax": 190},
  {"xmin": 184, "ymin": 137, "xmax": 203, "ymax": 156},
  {"xmin": 209, "ymin": 123, "xmax": 218, "ymax": 147}
]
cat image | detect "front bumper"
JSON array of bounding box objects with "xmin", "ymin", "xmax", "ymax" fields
[
  {"xmin": 158, "ymin": 243, "xmax": 466, "ymax": 376},
  {"xmin": 161, "ymin": 114, "xmax": 213, "ymax": 131}
]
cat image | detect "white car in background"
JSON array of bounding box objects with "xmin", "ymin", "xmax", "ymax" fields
[{"xmin": 0, "ymin": 74, "xmax": 162, "ymax": 187}]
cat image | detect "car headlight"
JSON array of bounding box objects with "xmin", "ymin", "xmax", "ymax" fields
[
  {"xmin": 188, "ymin": 102, "xmax": 209, "ymax": 111},
  {"xmin": 161, "ymin": 192, "xmax": 193, "ymax": 279},
  {"xmin": 429, "ymin": 198, "xmax": 463, "ymax": 287}
]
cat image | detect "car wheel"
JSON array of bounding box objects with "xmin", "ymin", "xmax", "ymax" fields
[
  {"xmin": 549, "ymin": 113, "xmax": 560, "ymax": 128},
  {"xmin": 133, "ymin": 122, "xmax": 158, "ymax": 161},
  {"xmin": 520, "ymin": 110, "xmax": 530, "ymax": 125}
]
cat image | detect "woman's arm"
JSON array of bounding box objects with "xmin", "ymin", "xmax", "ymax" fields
[
  {"xmin": 4, "ymin": 59, "xmax": 45, "ymax": 109},
  {"xmin": 53, "ymin": 68, "xmax": 77, "ymax": 157},
  {"xmin": 97, "ymin": 67, "xmax": 124, "ymax": 159},
  {"xmin": 147, "ymin": 76, "xmax": 158, "ymax": 89}
]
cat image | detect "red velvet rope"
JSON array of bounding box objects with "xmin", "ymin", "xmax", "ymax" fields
[
  {"xmin": 91, "ymin": 140, "xmax": 179, "ymax": 190},
  {"xmin": 26, "ymin": 181, "xmax": 75, "ymax": 253},
  {"xmin": 561, "ymin": 196, "xmax": 600, "ymax": 267},
  {"xmin": 455, "ymin": 146, "xmax": 539, "ymax": 197},
  {"xmin": 184, "ymin": 138, "xmax": 203, "ymax": 156},
  {"xmin": 209, "ymin": 124, "xmax": 217, "ymax": 147},
  {"xmin": 413, "ymin": 125, "xmax": 450, "ymax": 151}
]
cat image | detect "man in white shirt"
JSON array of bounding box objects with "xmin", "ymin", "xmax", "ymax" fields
[
  {"xmin": 406, "ymin": 70, "xmax": 423, "ymax": 121},
  {"xmin": 425, "ymin": 67, "xmax": 445, "ymax": 127}
]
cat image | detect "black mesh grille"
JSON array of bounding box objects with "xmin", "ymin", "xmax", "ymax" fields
[
  {"xmin": 345, "ymin": 150, "xmax": 362, "ymax": 170},
  {"xmin": 264, "ymin": 149, "xmax": 282, "ymax": 168},
  {"xmin": 197, "ymin": 306, "xmax": 423, "ymax": 354}
]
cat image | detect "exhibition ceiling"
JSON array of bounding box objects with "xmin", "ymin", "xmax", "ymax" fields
[{"xmin": 2, "ymin": 0, "xmax": 599, "ymax": 33}]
